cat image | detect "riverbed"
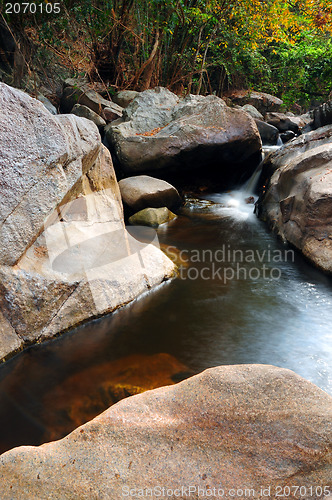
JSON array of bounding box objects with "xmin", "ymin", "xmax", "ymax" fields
[{"xmin": 0, "ymin": 187, "xmax": 331, "ymax": 454}]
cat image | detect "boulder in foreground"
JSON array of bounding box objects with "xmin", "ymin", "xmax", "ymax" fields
[
  {"xmin": 106, "ymin": 87, "xmax": 262, "ymax": 178},
  {"xmin": 0, "ymin": 365, "xmax": 331, "ymax": 498}
]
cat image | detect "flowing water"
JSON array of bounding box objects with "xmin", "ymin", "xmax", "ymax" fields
[{"xmin": 0, "ymin": 166, "xmax": 332, "ymax": 454}]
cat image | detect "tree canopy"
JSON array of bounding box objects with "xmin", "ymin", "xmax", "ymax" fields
[{"xmin": 2, "ymin": 0, "xmax": 332, "ymax": 106}]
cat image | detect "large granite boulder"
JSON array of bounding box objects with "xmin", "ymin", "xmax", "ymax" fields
[
  {"xmin": 106, "ymin": 87, "xmax": 262, "ymax": 178},
  {"xmin": 0, "ymin": 83, "xmax": 175, "ymax": 361},
  {"xmin": 257, "ymin": 125, "xmax": 332, "ymax": 273},
  {"xmin": 119, "ymin": 175, "xmax": 181, "ymax": 212},
  {"xmin": 226, "ymin": 89, "xmax": 283, "ymax": 113},
  {"xmin": 0, "ymin": 365, "xmax": 331, "ymax": 497}
]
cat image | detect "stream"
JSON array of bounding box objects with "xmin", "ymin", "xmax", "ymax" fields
[{"xmin": 0, "ymin": 161, "xmax": 331, "ymax": 454}]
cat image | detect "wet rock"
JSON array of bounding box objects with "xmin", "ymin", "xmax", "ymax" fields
[
  {"xmin": 245, "ymin": 196, "xmax": 255, "ymax": 204},
  {"xmin": 119, "ymin": 175, "xmax": 181, "ymax": 212},
  {"xmin": 265, "ymin": 112, "xmax": 305, "ymax": 133},
  {"xmin": 257, "ymin": 125, "xmax": 332, "ymax": 274},
  {"xmin": 128, "ymin": 207, "xmax": 177, "ymax": 227},
  {"xmin": 71, "ymin": 104, "xmax": 106, "ymax": 128},
  {"xmin": 106, "ymin": 87, "xmax": 262, "ymax": 176},
  {"xmin": 0, "ymin": 365, "xmax": 331, "ymax": 497},
  {"xmin": 280, "ymin": 130, "xmax": 296, "ymax": 143}
]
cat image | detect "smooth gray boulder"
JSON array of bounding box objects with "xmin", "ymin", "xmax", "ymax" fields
[
  {"xmin": 257, "ymin": 125, "xmax": 332, "ymax": 274},
  {"xmin": 0, "ymin": 365, "xmax": 330, "ymax": 497},
  {"xmin": 113, "ymin": 90, "xmax": 139, "ymax": 108},
  {"xmin": 107, "ymin": 87, "xmax": 262, "ymax": 176},
  {"xmin": 242, "ymin": 103, "xmax": 264, "ymax": 120},
  {"xmin": 36, "ymin": 93, "xmax": 57, "ymax": 114},
  {"xmin": 0, "ymin": 84, "xmax": 175, "ymax": 361},
  {"xmin": 118, "ymin": 175, "xmax": 181, "ymax": 211}
]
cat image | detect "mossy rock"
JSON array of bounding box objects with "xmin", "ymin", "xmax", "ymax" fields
[{"xmin": 128, "ymin": 207, "xmax": 177, "ymax": 227}]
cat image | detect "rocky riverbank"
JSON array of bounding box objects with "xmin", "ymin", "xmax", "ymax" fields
[{"xmin": 0, "ymin": 365, "xmax": 331, "ymax": 498}]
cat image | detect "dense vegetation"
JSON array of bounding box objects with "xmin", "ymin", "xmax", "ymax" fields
[{"xmin": 2, "ymin": 0, "xmax": 332, "ymax": 107}]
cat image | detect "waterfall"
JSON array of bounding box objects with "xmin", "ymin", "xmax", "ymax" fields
[{"xmin": 243, "ymin": 141, "xmax": 283, "ymax": 195}]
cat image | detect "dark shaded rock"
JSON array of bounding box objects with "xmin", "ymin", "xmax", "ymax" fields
[
  {"xmin": 60, "ymin": 78, "xmax": 123, "ymax": 119},
  {"xmin": 313, "ymin": 100, "xmax": 332, "ymax": 129},
  {"xmin": 265, "ymin": 112, "xmax": 303, "ymax": 132},
  {"xmin": 280, "ymin": 130, "xmax": 296, "ymax": 143},
  {"xmin": 255, "ymin": 119, "xmax": 280, "ymax": 145},
  {"xmin": 0, "ymin": 365, "xmax": 331, "ymax": 497}
]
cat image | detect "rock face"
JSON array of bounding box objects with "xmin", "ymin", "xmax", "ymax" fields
[
  {"xmin": 0, "ymin": 83, "xmax": 175, "ymax": 361},
  {"xmin": 106, "ymin": 87, "xmax": 262, "ymax": 177},
  {"xmin": 227, "ymin": 90, "xmax": 283, "ymax": 113},
  {"xmin": 257, "ymin": 125, "xmax": 332, "ymax": 273},
  {"xmin": 128, "ymin": 207, "xmax": 177, "ymax": 227},
  {"xmin": 119, "ymin": 175, "xmax": 181, "ymax": 212},
  {"xmin": 0, "ymin": 365, "xmax": 331, "ymax": 498}
]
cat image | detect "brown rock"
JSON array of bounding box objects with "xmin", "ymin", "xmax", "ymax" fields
[{"xmin": 0, "ymin": 365, "xmax": 331, "ymax": 497}]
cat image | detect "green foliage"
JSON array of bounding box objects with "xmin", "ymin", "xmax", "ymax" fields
[{"xmin": 3, "ymin": 0, "xmax": 332, "ymax": 106}]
